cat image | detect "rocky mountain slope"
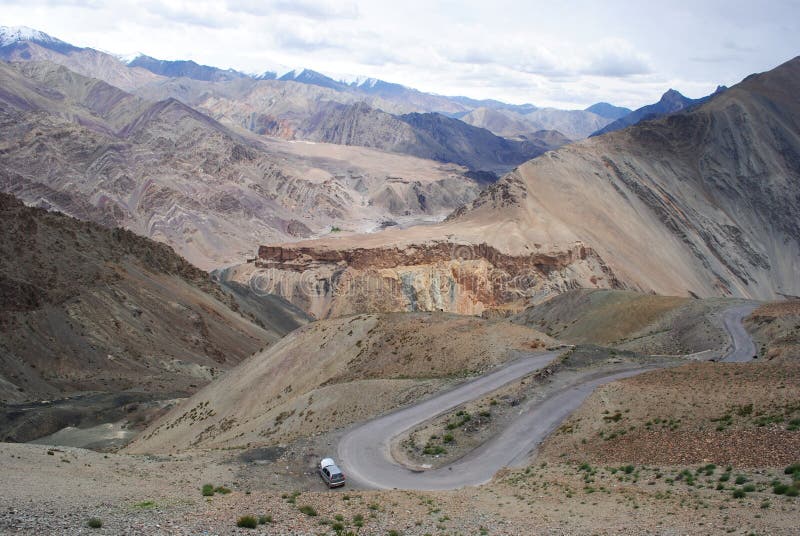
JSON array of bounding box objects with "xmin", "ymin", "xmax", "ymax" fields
[
  {"xmin": 0, "ymin": 60, "xmax": 481, "ymax": 269},
  {"xmin": 0, "ymin": 192, "xmax": 307, "ymax": 408},
  {"xmin": 242, "ymin": 57, "xmax": 800, "ymax": 317}
]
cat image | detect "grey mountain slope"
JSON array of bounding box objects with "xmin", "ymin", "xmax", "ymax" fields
[
  {"xmin": 299, "ymin": 102, "xmax": 566, "ymax": 173},
  {"xmin": 128, "ymin": 54, "xmax": 248, "ymax": 82},
  {"xmin": 584, "ymin": 102, "xmax": 631, "ymax": 120},
  {"xmin": 591, "ymin": 87, "xmax": 726, "ymax": 137},
  {"xmin": 461, "ymin": 106, "xmax": 612, "ymax": 139},
  {"xmin": 449, "ymin": 56, "xmax": 800, "ymax": 299}
]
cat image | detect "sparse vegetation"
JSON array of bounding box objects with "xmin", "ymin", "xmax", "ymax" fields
[
  {"xmin": 236, "ymin": 515, "xmax": 258, "ymax": 528},
  {"xmin": 86, "ymin": 518, "xmax": 102, "ymax": 529},
  {"xmin": 299, "ymin": 505, "xmax": 318, "ymax": 516}
]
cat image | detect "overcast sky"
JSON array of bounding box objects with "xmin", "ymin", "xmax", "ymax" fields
[{"xmin": 3, "ymin": 0, "xmax": 799, "ymax": 108}]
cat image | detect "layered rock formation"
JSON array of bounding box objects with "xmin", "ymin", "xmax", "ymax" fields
[
  {"xmin": 0, "ymin": 60, "xmax": 481, "ymax": 269},
  {"xmin": 219, "ymin": 240, "xmax": 619, "ymax": 318}
]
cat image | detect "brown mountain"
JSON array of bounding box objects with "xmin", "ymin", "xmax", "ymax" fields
[
  {"xmin": 0, "ymin": 192, "xmax": 312, "ymax": 441},
  {"xmin": 240, "ymin": 57, "xmax": 800, "ymax": 317},
  {"xmin": 0, "ymin": 60, "xmax": 481, "ymax": 269}
]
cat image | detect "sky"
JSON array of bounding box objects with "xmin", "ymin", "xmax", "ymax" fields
[{"xmin": 2, "ymin": 0, "xmax": 799, "ymax": 109}]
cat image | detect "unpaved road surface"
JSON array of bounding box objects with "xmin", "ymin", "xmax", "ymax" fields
[{"xmin": 339, "ymin": 306, "xmax": 758, "ymax": 490}]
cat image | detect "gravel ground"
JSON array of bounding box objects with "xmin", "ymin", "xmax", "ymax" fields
[{"xmin": 2, "ymin": 442, "xmax": 798, "ymax": 535}]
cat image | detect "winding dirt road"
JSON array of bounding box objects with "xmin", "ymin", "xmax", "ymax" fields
[{"xmin": 338, "ymin": 305, "xmax": 758, "ymax": 490}]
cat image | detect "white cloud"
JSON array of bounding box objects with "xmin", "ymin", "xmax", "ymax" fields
[{"xmin": 0, "ymin": 0, "xmax": 797, "ymax": 108}]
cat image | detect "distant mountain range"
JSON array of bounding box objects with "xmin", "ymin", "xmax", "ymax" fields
[
  {"xmin": 0, "ymin": 25, "xmax": 632, "ymax": 142},
  {"xmin": 591, "ymin": 86, "xmax": 727, "ymax": 137}
]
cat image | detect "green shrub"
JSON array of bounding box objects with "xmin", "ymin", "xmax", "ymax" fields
[
  {"xmin": 622, "ymin": 465, "xmax": 635, "ymax": 474},
  {"xmin": 784, "ymin": 463, "xmax": 800, "ymax": 475},
  {"xmin": 443, "ymin": 434, "xmax": 454, "ymax": 443},
  {"xmin": 202, "ymin": 483, "xmax": 214, "ymax": 496},
  {"xmin": 718, "ymin": 473, "xmax": 731, "ymax": 482},
  {"xmin": 87, "ymin": 518, "xmax": 102, "ymax": 529},
  {"xmin": 773, "ymin": 483, "xmax": 789, "ymax": 495},
  {"xmin": 734, "ymin": 475, "xmax": 748, "ymax": 485},
  {"xmin": 422, "ymin": 445, "xmax": 446, "ymax": 455},
  {"xmin": 258, "ymin": 514, "xmax": 272, "ymax": 524},
  {"xmin": 299, "ymin": 505, "xmax": 318, "ymax": 517},
  {"xmin": 743, "ymin": 484, "xmax": 756, "ymax": 492},
  {"xmin": 786, "ymin": 486, "xmax": 799, "ymax": 497},
  {"xmin": 732, "ymin": 488, "xmax": 746, "ymax": 499},
  {"xmin": 353, "ymin": 514, "xmax": 364, "ymax": 527},
  {"xmin": 214, "ymin": 486, "xmax": 231, "ymax": 494},
  {"xmin": 237, "ymin": 516, "xmax": 258, "ymax": 529}
]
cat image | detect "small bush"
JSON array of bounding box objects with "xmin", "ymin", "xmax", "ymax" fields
[
  {"xmin": 622, "ymin": 465, "xmax": 635, "ymax": 474},
  {"xmin": 353, "ymin": 513, "xmax": 364, "ymax": 527},
  {"xmin": 743, "ymin": 484, "xmax": 756, "ymax": 492},
  {"xmin": 87, "ymin": 518, "xmax": 103, "ymax": 529},
  {"xmin": 719, "ymin": 473, "xmax": 731, "ymax": 482},
  {"xmin": 784, "ymin": 463, "xmax": 800, "ymax": 475},
  {"xmin": 214, "ymin": 486, "xmax": 231, "ymax": 494},
  {"xmin": 258, "ymin": 514, "xmax": 272, "ymax": 524},
  {"xmin": 734, "ymin": 475, "xmax": 748, "ymax": 485},
  {"xmin": 732, "ymin": 488, "xmax": 746, "ymax": 499},
  {"xmin": 332, "ymin": 522, "xmax": 345, "ymax": 531},
  {"xmin": 202, "ymin": 483, "xmax": 214, "ymax": 496},
  {"xmin": 299, "ymin": 505, "xmax": 318, "ymax": 517},
  {"xmin": 786, "ymin": 486, "xmax": 799, "ymax": 497},
  {"xmin": 773, "ymin": 483, "xmax": 789, "ymax": 495},
  {"xmin": 443, "ymin": 434, "xmax": 454, "ymax": 443},
  {"xmin": 237, "ymin": 515, "xmax": 258, "ymax": 529}
]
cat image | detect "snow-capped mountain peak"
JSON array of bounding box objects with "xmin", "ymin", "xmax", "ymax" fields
[
  {"xmin": 114, "ymin": 51, "xmax": 145, "ymax": 65},
  {"xmin": 0, "ymin": 25, "xmax": 66, "ymax": 47}
]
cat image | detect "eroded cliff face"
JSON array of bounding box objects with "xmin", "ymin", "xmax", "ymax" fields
[{"xmin": 242, "ymin": 241, "xmax": 622, "ymax": 318}]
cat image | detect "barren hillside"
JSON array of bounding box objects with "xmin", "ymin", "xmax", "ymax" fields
[
  {"xmin": 0, "ymin": 193, "xmax": 308, "ymax": 441},
  {"xmin": 126, "ymin": 313, "xmax": 553, "ymax": 453}
]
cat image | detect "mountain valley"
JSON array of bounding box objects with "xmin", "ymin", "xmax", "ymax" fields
[{"xmin": 0, "ymin": 20, "xmax": 798, "ymax": 536}]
